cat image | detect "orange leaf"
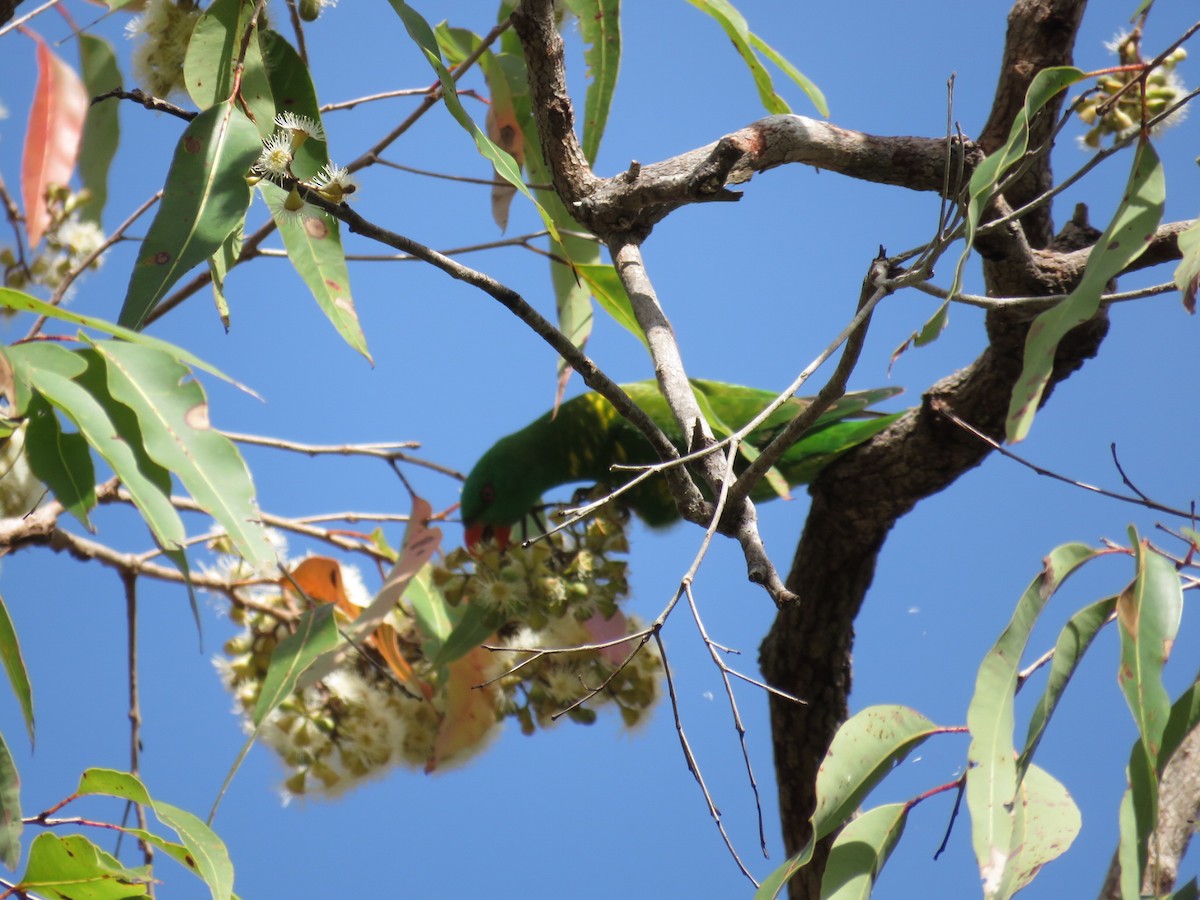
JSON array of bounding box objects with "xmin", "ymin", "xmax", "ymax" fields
[
  {"xmin": 427, "ymin": 645, "xmax": 501, "ymax": 772},
  {"xmin": 21, "ymin": 30, "xmax": 88, "ymax": 248},
  {"xmin": 283, "ymin": 556, "xmax": 357, "ymax": 618},
  {"xmin": 370, "ymin": 621, "xmax": 433, "ymax": 700}
]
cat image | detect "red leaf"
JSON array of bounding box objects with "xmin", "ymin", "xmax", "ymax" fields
[{"xmin": 21, "ymin": 30, "xmax": 88, "ymax": 249}]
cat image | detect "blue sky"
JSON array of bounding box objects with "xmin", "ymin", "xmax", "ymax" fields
[{"xmin": 0, "ymin": 0, "xmax": 1198, "ymax": 897}]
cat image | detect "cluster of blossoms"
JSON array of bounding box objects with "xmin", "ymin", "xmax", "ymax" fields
[
  {"xmin": 1076, "ymin": 32, "xmax": 1188, "ymax": 149},
  {"xmin": 434, "ymin": 498, "xmax": 661, "ymax": 734},
  {"xmin": 252, "ymin": 113, "xmax": 359, "ymax": 226},
  {"xmin": 125, "ymin": 0, "xmax": 202, "ymax": 99},
  {"xmin": 3, "ymin": 189, "xmax": 105, "ymax": 296},
  {"xmin": 214, "ymin": 506, "xmax": 659, "ymax": 798}
]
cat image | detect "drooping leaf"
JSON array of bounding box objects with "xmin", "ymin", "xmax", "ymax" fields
[
  {"xmin": 1173, "ymin": 214, "xmax": 1200, "ymax": 313},
  {"xmin": 257, "ymin": 184, "xmax": 369, "ymax": 361},
  {"xmin": 895, "ymin": 67, "xmax": 1085, "ymax": 362},
  {"xmin": 686, "ymin": 0, "xmax": 824, "ymax": 115},
  {"xmin": 966, "ymin": 542, "xmax": 1102, "ymax": 900},
  {"xmin": 21, "ymin": 31, "xmax": 89, "ymax": 248},
  {"xmin": 259, "ymin": 30, "xmax": 326, "ymax": 178},
  {"xmin": 819, "ymin": 803, "xmax": 908, "ymax": 900},
  {"xmin": 19, "ymin": 833, "xmax": 151, "ymax": 899},
  {"xmin": 431, "ymin": 598, "xmax": 497, "ymax": 669},
  {"xmin": 77, "ymin": 768, "xmax": 234, "ymax": 900},
  {"xmin": 1006, "ymin": 763, "xmax": 1081, "ymax": 895},
  {"xmin": 1006, "ymin": 139, "xmax": 1164, "ymax": 441},
  {"xmin": 0, "ymin": 593, "xmax": 33, "ymax": 748},
  {"xmin": 7, "ymin": 343, "xmax": 185, "ymax": 551},
  {"xmin": 90, "ymin": 340, "xmax": 274, "ymax": 568},
  {"xmin": 77, "ymin": 35, "xmax": 122, "ymax": 224},
  {"xmin": 0, "ymin": 731, "xmax": 21, "ymax": 870},
  {"xmin": 1159, "ymin": 681, "xmax": 1200, "ymax": 773},
  {"xmin": 1018, "ymin": 595, "xmax": 1116, "ymax": 776},
  {"xmin": 757, "ymin": 705, "xmax": 940, "ymax": 898},
  {"xmin": 0, "ymin": 288, "xmax": 255, "ymax": 392},
  {"xmin": 24, "ymin": 394, "xmax": 96, "ymax": 529},
  {"xmin": 208, "ymin": 226, "xmax": 241, "ymax": 330},
  {"xmin": 119, "ymin": 105, "xmax": 262, "ymax": 330},
  {"xmin": 562, "ymin": 0, "xmax": 622, "ymax": 163},
  {"xmin": 385, "ymin": 0, "xmax": 561, "ymax": 242},
  {"xmin": 184, "ymin": 0, "xmax": 275, "ymax": 136},
  {"xmin": 1116, "ymin": 529, "xmax": 1182, "ymax": 762},
  {"xmin": 574, "ymin": 262, "xmax": 647, "ymax": 348}
]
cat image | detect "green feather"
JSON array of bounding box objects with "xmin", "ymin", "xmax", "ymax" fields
[{"xmin": 461, "ymin": 380, "xmax": 903, "ymax": 535}]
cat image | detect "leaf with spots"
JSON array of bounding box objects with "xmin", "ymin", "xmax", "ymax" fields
[
  {"xmin": 1006, "ymin": 138, "xmax": 1164, "ymax": 442},
  {"xmin": 258, "ymin": 183, "xmax": 369, "ymax": 362},
  {"xmin": 88, "ymin": 340, "xmax": 273, "ymax": 568},
  {"xmin": 1117, "ymin": 527, "xmax": 1182, "ymax": 766},
  {"xmin": 21, "ymin": 30, "xmax": 88, "ymax": 249},
  {"xmin": 77, "ymin": 768, "xmax": 234, "ymax": 900},
  {"xmin": 118, "ymin": 105, "xmax": 262, "ymax": 330},
  {"xmin": 18, "ymin": 833, "xmax": 151, "ymax": 898}
]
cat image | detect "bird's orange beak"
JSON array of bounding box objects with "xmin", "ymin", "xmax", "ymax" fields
[{"xmin": 464, "ymin": 522, "xmax": 511, "ymax": 553}]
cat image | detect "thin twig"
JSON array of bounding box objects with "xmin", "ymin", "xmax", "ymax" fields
[
  {"xmin": 0, "ymin": 0, "xmax": 60, "ymax": 38},
  {"xmin": 121, "ymin": 571, "xmax": 153, "ymax": 874},
  {"xmin": 933, "ymin": 399, "xmax": 1195, "ymax": 519}
]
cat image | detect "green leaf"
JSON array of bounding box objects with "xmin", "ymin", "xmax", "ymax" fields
[
  {"xmin": 1116, "ymin": 528, "xmax": 1182, "ymax": 762},
  {"xmin": 574, "ymin": 263, "xmax": 646, "ymax": 348},
  {"xmin": 384, "ymin": 0, "xmax": 561, "ymax": 243},
  {"xmin": 1018, "ymin": 595, "xmax": 1116, "ymax": 776},
  {"xmin": 253, "ymin": 604, "xmax": 339, "ymax": 724},
  {"xmin": 0, "ymin": 592, "xmax": 34, "ymax": 748},
  {"xmin": 748, "ymin": 31, "xmax": 827, "ymax": 117},
  {"xmin": 819, "ymin": 803, "xmax": 908, "ymax": 900},
  {"xmin": 259, "ymin": 30, "xmax": 326, "ymax": 178},
  {"xmin": 119, "ymin": 105, "xmax": 263, "ymax": 330},
  {"xmin": 25, "ymin": 395, "xmax": 96, "ymax": 529},
  {"xmin": 258, "ymin": 183, "xmax": 369, "ymax": 361},
  {"xmin": 184, "ymin": 0, "xmax": 275, "ymax": 137},
  {"xmin": 9, "ymin": 344, "xmax": 185, "ymax": 551},
  {"xmin": 966, "ymin": 542, "xmax": 1101, "ymax": 899},
  {"xmin": 757, "ymin": 705, "xmax": 939, "ymax": 899},
  {"xmin": 77, "ymin": 35, "xmax": 122, "ymax": 225},
  {"xmin": 1007, "ymin": 139, "xmax": 1164, "ymax": 441},
  {"xmin": 0, "ymin": 288, "xmax": 254, "ymax": 392},
  {"xmin": 90, "ymin": 340, "xmax": 274, "ymax": 568},
  {"xmin": 208, "ymin": 226, "xmax": 241, "ymax": 330},
  {"xmin": 686, "ymin": 0, "xmax": 818, "ymax": 115},
  {"xmin": 405, "ymin": 565, "xmax": 453, "ymax": 646},
  {"xmin": 1115, "ymin": 784, "xmax": 1141, "ymax": 900},
  {"xmin": 897, "ymin": 67, "xmax": 1085, "ymax": 361},
  {"xmin": 1173, "ymin": 214, "xmax": 1200, "ymax": 313},
  {"xmin": 1006, "ymin": 763, "xmax": 1081, "ymax": 894},
  {"xmin": 431, "ymin": 600, "xmax": 497, "ymax": 669},
  {"xmin": 0, "ymin": 731, "xmax": 21, "ymax": 869},
  {"xmin": 562, "ymin": 0, "xmax": 622, "ymax": 164},
  {"xmin": 20, "ymin": 833, "xmax": 151, "ymax": 899},
  {"xmin": 77, "ymin": 768, "xmax": 234, "ymax": 900}
]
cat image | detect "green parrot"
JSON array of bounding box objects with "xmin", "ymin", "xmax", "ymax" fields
[{"xmin": 461, "ymin": 379, "xmax": 903, "ymax": 549}]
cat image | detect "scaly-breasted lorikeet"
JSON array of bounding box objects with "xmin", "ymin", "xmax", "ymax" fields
[{"xmin": 461, "ymin": 380, "xmax": 903, "ymax": 549}]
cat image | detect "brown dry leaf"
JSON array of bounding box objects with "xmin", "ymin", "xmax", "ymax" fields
[
  {"xmin": 485, "ymin": 102, "xmax": 524, "ymax": 232},
  {"xmin": 427, "ymin": 645, "xmax": 501, "ymax": 772}
]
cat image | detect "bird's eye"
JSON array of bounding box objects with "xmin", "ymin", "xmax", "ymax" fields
[{"xmin": 481, "ymin": 484, "xmax": 495, "ymax": 505}]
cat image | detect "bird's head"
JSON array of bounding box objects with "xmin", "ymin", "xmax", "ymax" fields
[{"xmin": 460, "ymin": 433, "xmax": 543, "ymax": 552}]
